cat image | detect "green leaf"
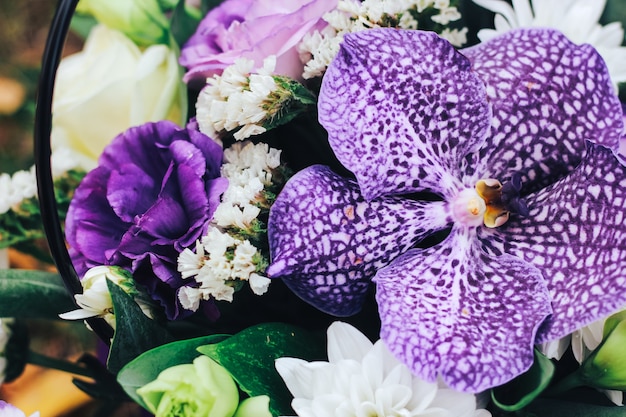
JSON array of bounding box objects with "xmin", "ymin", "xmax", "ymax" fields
[
  {"xmin": 201, "ymin": 0, "xmax": 224, "ymax": 15},
  {"xmin": 491, "ymin": 349, "xmax": 556, "ymax": 411},
  {"xmin": 106, "ymin": 280, "xmax": 174, "ymax": 374},
  {"xmin": 170, "ymin": 0, "xmax": 202, "ymax": 48},
  {"xmin": 0, "ymin": 269, "xmax": 75, "ymax": 318},
  {"xmin": 523, "ymin": 398, "xmax": 626, "ymax": 417},
  {"xmin": 198, "ymin": 322, "xmax": 326, "ymax": 416},
  {"xmin": 70, "ymin": 13, "xmax": 98, "ymax": 40},
  {"xmin": 117, "ymin": 334, "xmax": 230, "ymax": 409}
]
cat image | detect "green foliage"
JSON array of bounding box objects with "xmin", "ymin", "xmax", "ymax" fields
[
  {"xmin": 491, "ymin": 349, "xmax": 556, "ymax": 411},
  {"xmin": 0, "ymin": 269, "xmax": 75, "ymax": 318},
  {"xmin": 198, "ymin": 322, "xmax": 327, "ymax": 416},
  {"xmin": 118, "ymin": 334, "xmax": 229, "ymax": 409},
  {"xmin": 106, "ymin": 280, "xmax": 174, "ymax": 374},
  {"xmin": 170, "ymin": 0, "xmax": 202, "ymax": 48},
  {"xmin": 201, "ymin": 0, "xmax": 224, "ymax": 15}
]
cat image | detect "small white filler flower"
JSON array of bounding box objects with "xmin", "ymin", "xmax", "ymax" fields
[{"xmin": 276, "ymin": 322, "xmax": 491, "ymax": 417}]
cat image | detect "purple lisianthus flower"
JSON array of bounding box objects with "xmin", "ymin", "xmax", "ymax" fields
[
  {"xmin": 179, "ymin": 0, "xmax": 337, "ymax": 85},
  {"xmin": 267, "ymin": 28, "xmax": 626, "ymax": 392},
  {"xmin": 66, "ymin": 121, "xmax": 227, "ymax": 320},
  {"xmin": 0, "ymin": 401, "xmax": 38, "ymax": 417}
]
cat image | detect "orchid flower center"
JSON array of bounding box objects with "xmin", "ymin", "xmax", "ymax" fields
[
  {"xmin": 452, "ymin": 174, "xmax": 529, "ymax": 229},
  {"xmin": 475, "ymin": 178, "xmax": 510, "ymax": 228}
]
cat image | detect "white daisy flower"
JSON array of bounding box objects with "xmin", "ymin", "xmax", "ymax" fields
[
  {"xmin": 276, "ymin": 322, "xmax": 491, "ymax": 417},
  {"xmin": 473, "ymin": 0, "xmax": 626, "ymax": 91}
]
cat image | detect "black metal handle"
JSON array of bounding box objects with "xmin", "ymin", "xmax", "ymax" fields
[{"xmin": 34, "ymin": 0, "xmax": 114, "ymax": 343}]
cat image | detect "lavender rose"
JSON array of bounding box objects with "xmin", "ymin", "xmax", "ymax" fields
[
  {"xmin": 66, "ymin": 121, "xmax": 227, "ymax": 319},
  {"xmin": 179, "ymin": 0, "xmax": 337, "ymax": 85}
]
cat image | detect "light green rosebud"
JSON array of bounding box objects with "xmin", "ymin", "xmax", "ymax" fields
[
  {"xmin": 233, "ymin": 396, "xmax": 272, "ymax": 417},
  {"xmin": 579, "ymin": 311, "xmax": 626, "ymax": 390},
  {"xmin": 76, "ymin": 0, "xmax": 170, "ymax": 46},
  {"xmin": 137, "ymin": 356, "xmax": 239, "ymax": 417}
]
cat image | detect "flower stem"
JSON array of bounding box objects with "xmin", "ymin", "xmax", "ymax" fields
[
  {"xmin": 544, "ymin": 372, "xmax": 585, "ymax": 397},
  {"xmin": 27, "ymin": 350, "xmax": 96, "ymax": 379}
]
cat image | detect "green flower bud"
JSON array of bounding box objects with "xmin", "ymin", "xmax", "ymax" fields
[
  {"xmin": 233, "ymin": 396, "xmax": 272, "ymax": 417},
  {"xmin": 137, "ymin": 356, "xmax": 239, "ymax": 417},
  {"xmin": 76, "ymin": 0, "xmax": 170, "ymax": 46},
  {"xmin": 579, "ymin": 310, "xmax": 626, "ymax": 390}
]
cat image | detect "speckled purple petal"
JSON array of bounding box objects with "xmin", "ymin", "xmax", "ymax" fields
[
  {"xmin": 479, "ymin": 142, "xmax": 626, "ymax": 343},
  {"xmin": 375, "ymin": 227, "xmax": 552, "ymax": 393},
  {"xmin": 461, "ymin": 29, "xmax": 624, "ymax": 192},
  {"xmin": 318, "ymin": 28, "xmax": 490, "ymax": 201},
  {"xmin": 267, "ymin": 165, "xmax": 452, "ymax": 316}
]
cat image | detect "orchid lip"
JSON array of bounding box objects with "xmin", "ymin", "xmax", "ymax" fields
[{"xmin": 475, "ymin": 175, "xmax": 528, "ymax": 228}]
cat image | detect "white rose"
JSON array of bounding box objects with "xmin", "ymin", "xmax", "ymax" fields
[{"xmin": 51, "ymin": 25, "xmax": 186, "ymax": 169}]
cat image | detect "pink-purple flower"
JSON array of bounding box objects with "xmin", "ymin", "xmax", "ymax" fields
[
  {"xmin": 179, "ymin": 0, "xmax": 337, "ymax": 85},
  {"xmin": 267, "ymin": 28, "xmax": 626, "ymax": 392},
  {"xmin": 66, "ymin": 121, "xmax": 227, "ymax": 319}
]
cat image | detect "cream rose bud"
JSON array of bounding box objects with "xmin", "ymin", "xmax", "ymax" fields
[
  {"xmin": 137, "ymin": 356, "xmax": 239, "ymax": 417},
  {"xmin": 59, "ymin": 265, "xmax": 153, "ymax": 329},
  {"xmin": 52, "ymin": 25, "xmax": 186, "ymax": 168},
  {"xmin": 75, "ymin": 0, "xmax": 170, "ymax": 46}
]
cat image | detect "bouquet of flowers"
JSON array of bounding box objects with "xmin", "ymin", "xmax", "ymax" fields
[{"xmin": 1, "ymin": 0, "xmax": 626, "ymax": 415}]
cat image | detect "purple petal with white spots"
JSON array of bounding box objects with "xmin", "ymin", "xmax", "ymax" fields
[
  {"xmin": 374, "ymin": 227, "xmax": 551, "ymax": 393},
  {"xmin": 318, "ymin": 28, "xmax": 490, "ymax": 201},
  {"xmin": 268, "ymin": 165, "xmax": 451, "ymax": 315},
  {"xmin": 479, "ymin": 142, "xmax": 626, "ymax": 343},
  {"xmin": 461, "ymin": 29, "xmax": 623, "ymax": 192}
]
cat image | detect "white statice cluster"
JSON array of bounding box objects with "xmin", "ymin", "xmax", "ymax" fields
[
  {"xmin": 0, "ymin": 147, "xmax": 83, "ymax": 215},
  {"xmin": 196, "ymin": 57, "xmax": 279, "ymax": 142},
  {"xmin": 177, "ymin": 142, "xmax": 280, "ymax": 311},
  {"xmin": 178, "ymin": 227, "xmax": 270, "ymax": 310},
  {"xmin": 299, "ymin": 0, "xmax": 467, "ymax": 79}
]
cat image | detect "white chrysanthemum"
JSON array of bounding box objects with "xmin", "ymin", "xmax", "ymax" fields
[
  {"xmin": 276, "ymin": 322, "xmax": 491, "ymax": 417},
  {"xmin": 473, "ymin": 0, "xmax": 626, "ymax": 91}
]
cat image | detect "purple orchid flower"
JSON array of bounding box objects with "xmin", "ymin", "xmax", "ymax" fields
[
  {"xmin": 267, "ymin": 28, "xmax": 626, "ymax": 392},
  {"xmin": 66, "ymin": 121, "xmax": 227, "ymax": 320}
]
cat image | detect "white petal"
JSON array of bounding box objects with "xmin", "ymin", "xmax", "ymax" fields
[
  {"xmin": 327, "ymin": 322, "xmax": 373, "ymax": 363},
  {"xmin": 58, "ymin": 308, "xmax": 98, "ymax": 320}
]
